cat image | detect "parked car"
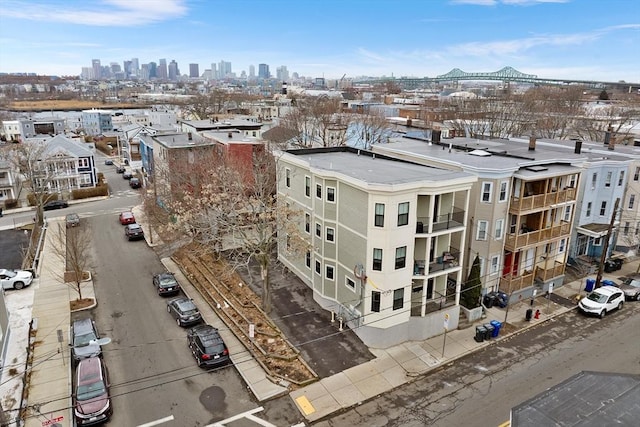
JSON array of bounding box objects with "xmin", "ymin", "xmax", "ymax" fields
[
  {"xmin": 187, "ymin": 324, "xmax": 230, "ymax": 368},
  {"xmin": 119, "ymin": 211, "xmax": 136, "ymax": 225},
  {"xmin": 115, "ymin": 165, "xmax": 125, "ymax": 174},
  {"xmin": 122, "ymin": 170, "xmax": 133, "ymax": 180},
  {"xmin": 74, "ymin": 356, "xmax": 112, "ymax": 425},
  {"xmin": 129, "ymin": 177, "xmax": 141, "ymax": 189},
  {"xmin": 0, "ymin": 268, "xmax": 34, "ymax": 290},
  {"xmin": 578, "ymin": 286, "xmax": 624, "ymax": 318},
  {"xmin": 167, "ymin": 297, "xmax": 202, "ymax": 326},
  {"xmin": 618, "ymin": 274, "xmax": 640, "ymax": 301},
  {"xmin": 104, "ymin": 159, "xmax": 114, "ymax": 165},
  {"xmin": 153, "ymin": 272, "xmax": 180, "ymax": 296},
  {"xmin": 43, "ymin": 200, "xmax": 69, "ymax": 210},
  {"xmin": 71, "ymin": 318, "xmax": 101, "ymax": 363},
  {"xmin": 66, "ymin": 213, "xmax": 80, "ymax": 228},
  {"xmin": 124, "ymin": 223, "xmax": 144, "ymax": 241}
]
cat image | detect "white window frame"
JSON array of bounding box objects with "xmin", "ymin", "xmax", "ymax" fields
[
  {"xmin": 326, "ymin": 227, "xmax": 335, "ymax": 242},
  {"xmin": 285, "ymin": 168, "xmax": 291, "ymax": 188},
  {"xmin": 600, "ymin": 201, "xmax": 607, "ymax": 216},
  {"xmin": 490, "ymin": 255, "xmax": 500, "ymax": 275},
  {"xmin": 498, "ymin": 181, "xmax": 508, "ymax": 202},
  {"xmin": 397, "ymin": 202, "xmax": 409, "ymax": 226},
  {"xmin": 605, "ymin": 171, "xmax": 612, "ymax": 187},
  {"xmin": 326, "ymin": 187, "xmax": 335, "ymax": 203},
  {"xmin": 559, "ymin": 238, "xmax": 566, "ymax": 253},
  {"xmin": 563, "ymin": 206, "xmax": 571, "ymax": 222},
  {"xmin": 305, "ymin": 213, "xmax": 310, "ymax": 233},
  {"xmin": 325, "ymin": 265, "xmax": 335, "ymax": 281},
  {"xmin": 346, "ymin": 277, "xmax": 356, "ymax": 291},
  {"xmin": 305, "ymin": 176, "xmax": 311, "ymax": 198},
  {"xmin": 477, "ymin": 220, "xmax": 488, "ymax": 241},
  {"xmin": 316, "ymin": 183, "xmax": 322, "ymax": 199},
  {"xmin": 586, "ymin": 202, "xmax": 592, "ymax": 217},
  {"xmin": 315, "ymin": 260, "xmax": 321, "ymax": 275},
  {"xmin": 481, "ymin": 182, "xmax": 493, "ymax": 203},
  {"xmin": 629, "ymin": 194, "xmax": 635, "ymax": 210},
  {"xmin": 591, "ymin": 173, "xmax": 597, "ymax": 190},
  {"xmin": 315, "ymin": 222, "xmax": 321, "ymax": 237},
  {"xmin": 495, "ymin": 219, "xmax": 504, "ymax": 240}
]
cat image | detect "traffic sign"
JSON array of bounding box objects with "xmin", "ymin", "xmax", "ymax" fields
[{"xmin": 444, "ymin": 313, "xmax": 450, "ymax": 330}]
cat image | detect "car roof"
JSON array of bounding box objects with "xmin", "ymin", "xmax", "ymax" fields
[
  {"xmin": 77, "ymin": 357, "xmax": 103, "ymax": 382},
  {"xmin": 127, "ymin": 223, "xmax": 142, "ymax": 229},
  {"xmin": 174, "ymin": 298, "xmax": 196, "ymax": 310},
  {"xmin": 66, "ymin": 213, "xmax": 79, "ymax": 218},
  {"xmin": 593, "ymin": 286, "xmax": 622, "ymax": 295},
  {"xmin": 73, "ymin": 318, "xmax": 95, "ymax": 334},
  {"xmin": 121, "ymin": 211, "xmax": 134, "ymax": 216}
]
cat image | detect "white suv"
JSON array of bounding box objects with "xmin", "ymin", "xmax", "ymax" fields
[{"xmin": 578, "ymin": 286, "xmax": 624, "ymax": 318}]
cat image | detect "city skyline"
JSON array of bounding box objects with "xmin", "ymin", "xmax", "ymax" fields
[{"xmin": 0, "ymin": 0, "xmax": 639, "ymax": 82}]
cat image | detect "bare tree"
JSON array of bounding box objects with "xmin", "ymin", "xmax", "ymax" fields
[
  {"xmin": 49, "ymin": 222, "xmax": 93, "ymax": 302},
  {"xmin": 352, "ymin": 108, "xmax": 393, "ymax": 149},
  {"xmin": 179, "ymin": 89, "xmax": 232, "ymax": 120},
  {"xmin": 169, "ymin": 147, "xmax": 308, "ymax": 313}
]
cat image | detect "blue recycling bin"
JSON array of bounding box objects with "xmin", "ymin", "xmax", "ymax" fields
[
  {"xmin": 490, "ymin": 320, "xmax": 502, "ymax": 337},
  {"xmin": 602, "ymin": 279, "xmax": 615, "ymax": 287},
  {"xmin": 585, "ymin": 278, "xmax": 596, "ymax": 292}
]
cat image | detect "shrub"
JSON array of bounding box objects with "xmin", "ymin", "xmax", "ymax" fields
[
  {"xmin": 3, "ymin": 199, "xmax": 19, "ymax": 209},
  {"xmin": 28, "ymin": 193, "xmax": 57, "ymax": 206},
  {"xmin": 71, "ymin": 186, "xmax": 108, "ymax": 199}
]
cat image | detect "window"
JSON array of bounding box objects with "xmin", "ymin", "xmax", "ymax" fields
[
  {"xmin": 327, "ymin": 187, "xmax": 335, "ymax": 202},
  {"xmin": 586, "ymin": 202, "xmax": 592, "ymax": 217},
  {"xmin": 78, "ymin": 158, "xmax": 89, "ymax": 168},
  {"xmin": 559, "ymin": 239, "xmax": 566, "ymax": 253},
  {"xmin": 346, "ymin": 277, "xmax": 355, "ymax": 290},
  {"xmin": 605, "ymin": 171, "xmax": 612, "ymax": 187},
  {"xmin": 490, "ymin": 255, "xmax": 500, "ymax": 274},
  {"xmin": 397, "ymin": 202, "xmax": 409, "ymax": 226},
  {"xmin": 305, "ymin": 251, "xmax": 311, "ymax": 268},
  {"xmin": 285, "ymin": 168, "xmax": 291, "ymax": 188},
  {"xmin": 315, "ymin": 223, "xmax": 321, "ymax": 237},
  {"xmin": 600, "ymin": 201, "xmax": 607, "ymax": 216},
  {"xmin": 305, "ymin": 176, "xmax": 311, "ymax": 197},
  {"xmin": 629, "ymin": 195, "xmax": 635, "ymax": 210},
  {"xmin": 326, "ymin": 227, "xmax": 334, "ymax": 242},
  {"xmin": 624, "ymin": 222, "xmax": 630, "ymax": 235},
  {"xmin": 499, "ymin": 181, "xmax": 508, "ymax": 202},
  {"xmin": 305, "ymin": 213, "xmax": 310, "ymax": 233},
  {"xmin": 395, "ymin": 246, "xmax": 407, "ymax": 269},
  {"xmin": 326, "ymin": 265, "xmax": 334, "ymax": 280},
  {"xmin": 563, "ymin": 206, "xmax": 571, "ymax": 222},
  {"xmin": 481, "ymin": 182, "xmax": 492, "ymax": 202},
  {"xmin": 393, "ymin": 288, "xmax": 404, "ymax": 310},
  {"xmin": 569, "ymin": 174, "xmax": 577, "ymax": 188},
  {"xmin": 373, "ymin": 248, "xmax": 383, "ymax": 271},
  {"xmin": 374, "ymin": 203, "xmax": 385, "ymax": 227},
  {"xmin": 594, "ymin": 237, "xmax": 602, "ymax": 246},
  {"xmin": 635, "ymin": 167, "xmax": 640, "ymax": 181},
  {"xmin": 495, "ymin": 219, "xmax": 504, "ymax": 240},
  {"xmin": 315, "ymin": 260, "xmax": 321, "ymax": 275},
  {"xmin": 618, "ymin": 171, "xmax": 625, "ymax": 186},
  {"xmin": 591, "ymin": 173, "xmax": 597, "ymax": 190},
  {"xmin": 477, "ymin": 220, "xmax": 488, "ymax": 240},
  {"xmin": 316, "ymin": 184, "xmax": 322, "ymax": 199},
  {"xmin": 371, "ymin": 291, "xmax": 381, "ymax": 312}
]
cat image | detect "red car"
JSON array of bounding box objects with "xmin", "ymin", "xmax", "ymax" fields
[
  {"xmin": 119, "ymin": 211, "xmax": 135, "ymax": 225},
  {"xmin": 75, "ymin": 357, "xmax": 112, "ymax": 425}
]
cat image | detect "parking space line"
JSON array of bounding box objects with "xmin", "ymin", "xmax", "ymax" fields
[{"xmin": 137, "ymin": 415, "xmax": 175, "ymax": 427}]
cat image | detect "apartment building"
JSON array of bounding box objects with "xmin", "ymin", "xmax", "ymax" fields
[
  {"xmin": 0, "ymin": 160, "xmax": 18, "ymax": 203},
  {"xmin": 39, "ymin": 135, "xmax": 98, "ymax": 193},
  {"xmin": 619, "ymin": 160, "xmax": 640, "ymax": 253},
  {"xmin": 81, "ymin": 109, "xmax": 113, "ymax": 136},
  {"xmin": 373, "ymin": 136, "xmax": 587, "ymax": 301},
  {"xmin": 1, "ymin": 117, "xmax": 65, "ymax": 142},
  {"xmin": 277, "ymin": 147, "xmax": 476, "ymax": 348}
]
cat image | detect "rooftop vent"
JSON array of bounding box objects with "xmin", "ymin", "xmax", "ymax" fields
[{"xmin": 524, "ymin": 165, "xmax": 548, "ymax": 172}]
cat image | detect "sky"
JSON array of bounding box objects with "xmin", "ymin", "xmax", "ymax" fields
[{"xmin": 0, "ymin": 0, "xmax": 639, "ymax": 82}]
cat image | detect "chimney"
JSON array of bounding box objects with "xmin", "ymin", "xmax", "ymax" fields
[
  {"xmin": 406, "ymin": 118, "xmax": 412, "ymax": 127},
  {"xmin": 228, "ymin": 132, "xmax": 233, "ymax": 138},
  {"xmin": 608, "ymin": 134, "xmax": 616, "ymax": 151},
  {"xmin": 529, "ymin": 136, "xmax": 536, "ymax": 151},
  {"xmin": 432, "ymin": 130, "xmax": 441, "ymax": 143},
  {"xmin": 188, "ymin": 132, "xmax": 192, "ymax": 140},
  {"xmin": 574, "ymin": 140, "xmax": 582, "ymax": 154}
]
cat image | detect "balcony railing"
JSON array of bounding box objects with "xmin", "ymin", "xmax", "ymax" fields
[
  {"xmin": 505, "ymin": 222, "xmax": 571, "ymax": 250},
  {"xmin": 424, "ymin": 291, "xmax": 457, "ymax": 315},
  {"xmin": 535, "ymin": 263, "xmax": 565, "ymax": 282},
  {"xmin": 499, "ymin": 270, "xmax": 535, "ymax": 293},
  {"xmin": 510, "ymin": 187, "xmax": 577, "ymax": 212},
  {"xmin": 414, "ymin": 247, "xmax": 461, "ymax": 276},
  {"xmin": 416, "ymin": 208, "xmax": 465, "ymax": 234}
]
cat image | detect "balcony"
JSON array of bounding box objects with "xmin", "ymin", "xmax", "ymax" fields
[
  {"xmin": 505, "ymin": 222, "xmax": 571, "ymax": 250},
  {"xmin": 414, "ymin": 248, "xmax": 461, "ymax": 276},
  {"xmin": 510, "ymin": 187, "xmax": 577, "ymax": 213},
  {"xmin": 499, "ymin": 270, "xmax": 535, "ymax": 293},
  {"xmin": 416, "ymin": 208, "xmax": 465, "ymax": 234},
  {"xmin": 535, "ymin": 263, "xmax": 565, "ymax": 282}
]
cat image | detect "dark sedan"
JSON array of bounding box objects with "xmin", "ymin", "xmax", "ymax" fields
[
  {"xmin": 43, "ymin": 200, "xmax": 69, "ymax": 210},
  {"xmin": 153, "ymin": 272, "xmax": 180, "ymax": 296},
  {"xmin": 167, "ymin": 297, "xmax": 202, "ymax": 326},
  {"xmin": 124, "ymin": 223, "xmax": 144, "ymax": 241}
]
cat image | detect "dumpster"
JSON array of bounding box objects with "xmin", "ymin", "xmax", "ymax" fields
[
  {"xmin": 490, "ymin": 320, "xmax": 502, "ymax": 337},
  {"xmin": 525, "ymin": 308, "xmax": 533, "ymax": 321},
  {"xmin": 474, "ymin": 325, "xmax": 487, "ymax": 343},
  {"xmin": 602, "ymin": 279, "xmax": 615, "ymax": 287},
  {"xmin": 585, "ymin": 278, "xmax": 596, "ymax": 292},
  {"xmin": 483, "ymin": 323, "xmax": 495, "ymax": 340}
]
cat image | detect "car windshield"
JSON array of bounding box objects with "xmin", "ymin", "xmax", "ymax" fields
[
  {"xmin": 4, "ymin": 270, "xmax": 17, "ymax": 278},
  {"xmin": 75, "ymin": 331, "xmax": 97, "ymax": 347},
  {"xmin": 623, "ymin": 279, "xmax": 640, "ymax": 288},
  {"xmin": 586, "ymin": 292, "xmax": 608, "ymax": 303},
  {"xmin": 77, "ymin": 379, "xmax": 106, "ymax": 401}
]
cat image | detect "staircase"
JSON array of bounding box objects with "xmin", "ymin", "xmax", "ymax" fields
[{"xmin": 458, "ymin": 310, "xmax": 475, "ymax": 329}]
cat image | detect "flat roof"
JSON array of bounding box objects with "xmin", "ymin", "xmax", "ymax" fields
[
  {"xmin": 286, "ymin": 148, "xmax": 473, "ymax": 186},
  {"xmin": 154, "ymin": 133, "xmax": 213, "ymax": 149}
]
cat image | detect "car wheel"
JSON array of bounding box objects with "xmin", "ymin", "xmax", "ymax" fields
[
  {"xmin": 636, "ymin": 293, "xmax": 640, "ymax": 302},
  {"xmin": 599, "ymin": 309, "xmax": 606, "ymax": 318},
  {"xmin": 14, "ymin": 282, "xmax": 24, "ymax": 290},
  {"xmin": 617, "ymin": 302, "xmax": 623, "ymax": 310},
  {"xmin": 177, "ymin": 318, "xmax": 181, "ymax": 326},
  {"xmin": 167, "ymin": 306, "xmax": 171, "ymax": 313},
  {"xmin": 196, "ymin": 356, "xmax": 203, "ymax": 367}
]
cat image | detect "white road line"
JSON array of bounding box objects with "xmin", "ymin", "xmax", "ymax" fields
[
  {"xmin": 205, "ymin": 407, "xmax": 277, "ymax": 427},
  {"xmin": 136, "ymin": 415, "xmax": 175, "ymax": 427}
]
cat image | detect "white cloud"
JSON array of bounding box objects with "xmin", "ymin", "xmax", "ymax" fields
[{"xmin": 0, "ymin": 0, "xmax": 187, "ymax": 27}]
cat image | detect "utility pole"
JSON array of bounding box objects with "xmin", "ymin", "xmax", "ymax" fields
[{"xmin": 595, "ymin": 198, "xmax": 619, "ymax": 288}]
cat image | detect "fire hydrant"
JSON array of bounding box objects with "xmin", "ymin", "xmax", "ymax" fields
[{"xmin": 534, "ymin": 309, "xmax": 540, "ymax": 320}]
